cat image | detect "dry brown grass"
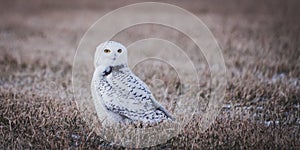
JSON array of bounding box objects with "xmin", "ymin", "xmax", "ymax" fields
[{"xmin": 0, "ymin": 0, "xmax": 299, "ymax": 149}]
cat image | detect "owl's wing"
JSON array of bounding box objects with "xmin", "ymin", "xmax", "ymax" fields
[{"xmin": 100, "ymin": 71, "xmax": 174, "ymax": 121}]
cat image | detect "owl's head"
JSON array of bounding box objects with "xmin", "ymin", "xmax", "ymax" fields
[{"xmin": 94, "ymin": 41, "xmax": 128, "ymax": 68}]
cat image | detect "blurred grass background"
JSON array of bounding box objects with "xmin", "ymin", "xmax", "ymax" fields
[{"xmin": 0, "ymin": 0, "xmax": 299, "ymax": 149}]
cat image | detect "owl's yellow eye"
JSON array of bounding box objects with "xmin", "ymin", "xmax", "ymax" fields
[
  {"xmin": 104, "ymin": 49, "xmax": 111, "ymax": 53},
  {"xmin": 117, "ymin": 49, "xmax": 122, "ymax": 53}
]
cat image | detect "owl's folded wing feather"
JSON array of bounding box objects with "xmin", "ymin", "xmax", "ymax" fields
[{"xmin": 99, "ymin": 72, "xmax": 174, "ymax": 121}]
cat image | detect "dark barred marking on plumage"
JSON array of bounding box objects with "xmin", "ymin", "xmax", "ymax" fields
[
  {"xmin": 102, "ymin": 66, "xmax": 112, "ymax": 76},
  {"xmin": 94, "ymin": 63, "xmax": 174, "ymax": 126}
]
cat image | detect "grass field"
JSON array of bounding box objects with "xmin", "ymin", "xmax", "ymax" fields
[{"xmin": 0, "ymin": 0, "xmax": 299, "ymax": 149}]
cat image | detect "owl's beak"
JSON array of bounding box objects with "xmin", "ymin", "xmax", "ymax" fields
[{"xmin": 112, "ymin": 53, "xmax": 117, "ymax": 61}]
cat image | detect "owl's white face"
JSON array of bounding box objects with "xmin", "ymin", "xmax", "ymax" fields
[{"xmin": 94, "ymin": 41, "xmax": 128, "ymax": 68}]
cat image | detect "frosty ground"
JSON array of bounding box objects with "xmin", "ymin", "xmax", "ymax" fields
[{"xmin": 0, "ymin": 0, "xmax": 299, "ymax": 149}]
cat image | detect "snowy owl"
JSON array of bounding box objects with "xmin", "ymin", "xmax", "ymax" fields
[{"xmin": 91, "ymin": 41, "xmax": 174, "ymax": 127}]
